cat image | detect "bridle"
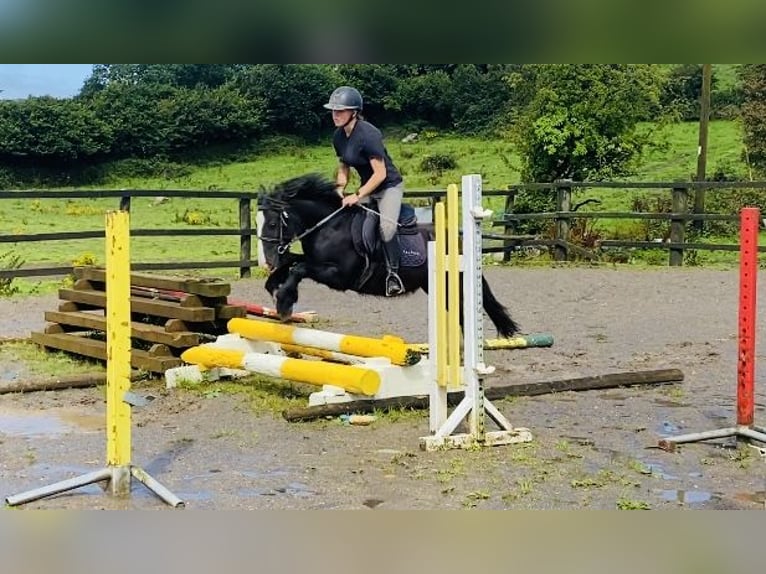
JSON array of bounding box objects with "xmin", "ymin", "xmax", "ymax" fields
[
  {"xmin": 260, "ymin": 203, "xmax": 346, "ymax": 256},
  {"xmin": 258, "ymin": 208, "xmax": 290, "ymax": 255}
]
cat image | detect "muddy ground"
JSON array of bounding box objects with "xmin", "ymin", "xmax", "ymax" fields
[{"xmin": 1, "ymin": 266, "xmax": 765, "ymax": 510}]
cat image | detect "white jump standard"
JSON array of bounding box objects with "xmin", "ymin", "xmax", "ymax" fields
[{"xmin": 420, "ymin": 175, "xmax": 532, "ymax": 451}]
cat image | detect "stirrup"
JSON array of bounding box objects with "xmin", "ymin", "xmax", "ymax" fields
[{"xmin": 385, "ymin": 272, "xmax": 404, "ymax": 297}]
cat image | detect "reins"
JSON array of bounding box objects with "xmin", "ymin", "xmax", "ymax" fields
[
  {"xmin": 272, "ymin": 205, "xmax": 346, "ymax": 255},
  {"xmin": 261, "ymin": 199, "xmax": 400, "ymax": 257}
]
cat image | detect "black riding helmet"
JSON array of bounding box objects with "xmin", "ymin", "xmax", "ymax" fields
[{"xmin": 323, "ymin": 86, "xmax": 363, "ymax": 111}]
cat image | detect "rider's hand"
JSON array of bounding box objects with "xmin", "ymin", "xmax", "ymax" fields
[{"xmin": 342, "ymin": 192, "xmax": 360, "ymax": 207}]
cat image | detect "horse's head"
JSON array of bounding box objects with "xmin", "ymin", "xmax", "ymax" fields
[{"xmin": 259, "ymin": 173, "xmax": 339, "ymax": 269}]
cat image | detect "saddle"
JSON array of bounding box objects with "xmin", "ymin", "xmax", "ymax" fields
[{"xmin": 350, "ymin": 203, "xmax": 427, "ymax": 289}]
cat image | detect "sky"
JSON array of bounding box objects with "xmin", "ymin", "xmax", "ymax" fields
[{"xmin": 0, "ymin": 64, "xmax": 93, "ymax": 99}]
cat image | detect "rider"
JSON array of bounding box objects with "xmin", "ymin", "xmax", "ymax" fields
[{"xmin": 324, "ymin": 86, "xmax": 405, "ymax": 297}]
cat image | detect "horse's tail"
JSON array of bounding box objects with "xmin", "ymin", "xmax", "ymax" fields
[{"xmin": 481, "ymin": 277, "xmax": 519, "ymax": 338}]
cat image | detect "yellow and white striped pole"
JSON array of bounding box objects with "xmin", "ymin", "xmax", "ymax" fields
[
  {"xmin": 227, "ymin": 318, "xmax": 421, "ymax": 366},
  {"xmin": 181, "ymin": 346, "xmax": 381, "ymax": 396}
]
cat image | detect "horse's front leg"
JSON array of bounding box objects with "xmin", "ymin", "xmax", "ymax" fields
[
  {"xmin": 274, "ymin": 261, "xmax": 310, "ymax": 319},
  {"xmin": 274, "ymin": 261, "xmax": 348, "ymax": 319},
  {"xmin": 264, "ymin": 253, "xmax": 304, "ymax": 296}
]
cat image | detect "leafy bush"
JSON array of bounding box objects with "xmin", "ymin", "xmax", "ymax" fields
[
  {"xmin": 418, "ymin": 153, "xmax": 457, "ymax": 173},
  {"xmin": 175, "ymin": 209, "xmax": 215, "ymax": 226},
  {"xmin": 418, "ymin": 153, "xmax": 458, "ymax": 185},
  {"xmin": 0, "ymin": 251, "xmax": 24, "ymax": 297}
]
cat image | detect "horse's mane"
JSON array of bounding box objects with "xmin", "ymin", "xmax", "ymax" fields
[{"xmin": 263, "ymin": 173, "xmax": 340, "ymax": 209}]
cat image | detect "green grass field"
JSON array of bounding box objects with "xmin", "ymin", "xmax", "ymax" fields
[{"xmin": 0, "ymin": 119, "xmax": 754, "ymax": 293}]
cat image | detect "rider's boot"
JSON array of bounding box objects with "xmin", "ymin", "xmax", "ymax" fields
[{"xmin": 382, "ymin": 237, "xmax": 405, "ymax": 297}]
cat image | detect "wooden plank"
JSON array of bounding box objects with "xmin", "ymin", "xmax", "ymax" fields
[
  {"xmin": 1, "ymin": 373, "xmax": 108, "ymax": 395},
  {"xmin": 74, "ymin": 267, "xmax": 231, "ymax": 297},
  {"xmin": 215, "ymin": 305, "xmax": 247, "ymax": 320},
  {"xmin": 281, "ymin": 369, "xmax": 685, "ymax": 422},
  {"xmin": 129, "ymin": 286, "xmax": 246, "ymax": 319},
  {"xmin": 0, "ymin": 371, "xmax": 146, "ymax": 395},
  {"xmin": 58, "ymin": 288, "xmax": 216, "ymax": 322},
  {"xmin": 44, "ymin": 310, "xmax": 202, "ymax": 347},
  {"xmin": 31, "ymin": 332, "xmax": 182, "ymax": 373}
]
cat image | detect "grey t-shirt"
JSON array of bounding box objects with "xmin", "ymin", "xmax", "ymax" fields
[{"xmin": 332, "ymin": 120, "xmax": 402, "ymax": 193}]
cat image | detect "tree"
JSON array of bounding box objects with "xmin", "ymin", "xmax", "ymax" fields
[
  {"xmin": 660, "ymin": 64, "xmax": 718, "ymax": 121},
  {"xmin": 79, "ymin": 65, "xmax": 243, "ymax": 97},
  {"xmin": 510, "ymin": 64, "xmax": 665, "ymax": 183},
  {"xmin": 740, "ymin": 64, "xmax": 766, "ymax": 177},
  {"xmin": 235, "ymin": 65, "xmax": 336, "ymax": 139},
  {"xmin": 507, "ymin": 65, "xmax": 666, "ymax": 233}
]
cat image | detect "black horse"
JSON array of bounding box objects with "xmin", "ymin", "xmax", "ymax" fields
[{"xmin": 259, "ymin": 174, "xmax": 519, "ymax": 338}]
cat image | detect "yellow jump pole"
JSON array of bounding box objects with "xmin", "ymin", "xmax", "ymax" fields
[
  {"xmin": 105, "ymin": 211, "xmax": 132, "ymax": 495},
  {"xmin": 446, "ymin": 183, "xmax": 461, "ymax": 389},
  {"xmin": 228, "ymin": 318, "xmax": 421, "ymax": 366}
]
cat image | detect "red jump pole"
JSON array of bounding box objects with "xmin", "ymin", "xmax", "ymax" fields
[
  {"xmin": 658, "ymin": 207, "xmax": 766, "ymax": 451},
  {"xmin": 737, "ymin": 207, "xmax": 758, "ymax": 427}
]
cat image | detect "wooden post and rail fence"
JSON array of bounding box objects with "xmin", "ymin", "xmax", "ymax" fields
[{"xmin": 1, "ymin": 181, "xmax": 765, "ymax": 281}]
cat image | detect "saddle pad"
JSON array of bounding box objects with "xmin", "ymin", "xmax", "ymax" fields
[
  {"xmin": 400, "ymin": 233, "xmax": 427, "ymax": 268},
  {"xmin": 351, "ymin": 208, "xmax": 426, "ymax": 267}
]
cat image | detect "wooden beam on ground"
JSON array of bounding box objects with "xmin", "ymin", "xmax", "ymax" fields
[
  {"xmin": 281, "ymin": 368, "xmax": 684, "ymax": 422},
  {"xmin": 0, "ymin": 371, "xmax": 144, "ymax": 395}
]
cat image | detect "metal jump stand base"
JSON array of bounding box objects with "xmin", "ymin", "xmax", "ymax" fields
[
  {"xmin": 658, "ymin": 425, "xmax": 766, "ymax": 453},
  {"xmin": 5, "ymin": 465, "xmax": 184, "ymax": 508},
  {"xmin": 420, "ymin": 386, "xmax": 533, "ymax": 451}
]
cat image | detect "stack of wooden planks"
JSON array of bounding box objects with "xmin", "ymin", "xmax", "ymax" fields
[{"xmin": 31, "ymin": 267, "xmax": 246, "ymax": 374}]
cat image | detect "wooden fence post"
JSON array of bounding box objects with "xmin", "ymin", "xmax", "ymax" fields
[
  {"xmin": 502, "ymin": 189, "xmax": 516, "ymax": 262},
  {"xmin": 554, "ymin": 183, "xmax": 571, "ymax": 262},
  {"xmin": 239, "ymin": 197, "xmax": 252, "ymax": 278},
  {"xmin": 669, "ymin": 185, "xmax": 688, "ymax": 266}
]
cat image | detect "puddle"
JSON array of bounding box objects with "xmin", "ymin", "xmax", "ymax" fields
[
  {"xmin": 174, "ymin": 490, "xmax": 214, "ymax": 502},
  {"xmin": 658, "ymin": 420, "xmax": 681, "ymax": 436},
  {"xmin": 702, "ymin": 408, "xmax": 731, "ymax": 422},
  {"xmin": 658, "ymin": 489, "xmax": 713, "ymax": 505},
  {"xmin": 0, "ymin": 365, "xmax": 25, "ymax": 383},
  {"xmin": 244, "ymin": 482, "xmax": 317, "ymax": 498},
  {"xmin": 273, "ymin": 482, "xmax": 316, "ymax": 497},
  {"xmin": 0, "ymin": 407, "xmax": 103, "ymax": 437},
  {"xmin": 639, "ymin": 461, "xmax": 680, "ymax": 480}
]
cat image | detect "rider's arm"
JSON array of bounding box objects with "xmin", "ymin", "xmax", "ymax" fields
[
  {"xmin": 336, "ymin": 163, "xmax": 350, "ymax": 196},
  {"xmin": 357, "ymin": 157, "xmax": 386, "ymax": 198}
]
